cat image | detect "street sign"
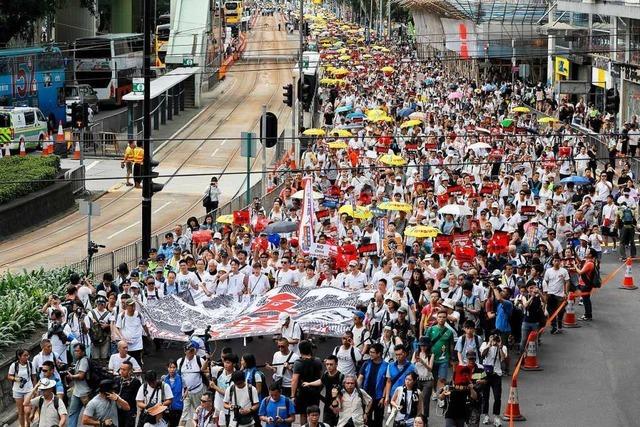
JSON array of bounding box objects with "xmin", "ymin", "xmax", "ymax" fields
[
  {"xmin": 132, "ymin": 78, "xmax": 144, "ymax": 94},
  {"xmin": 241, "ymin": 132, "xmax": 256, "ymax": 158},
  {"xmin": 183, "ymin": 58, "xmax": 195, "ymax": 67},
  {"xmin": 79, "ymin": 200, "xmax": 101, "ymax": 216}
]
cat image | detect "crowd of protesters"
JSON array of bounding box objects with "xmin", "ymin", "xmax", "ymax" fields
[{"xmin": 9, "ymin": 5, "xmax": 640, "ymax": 427}]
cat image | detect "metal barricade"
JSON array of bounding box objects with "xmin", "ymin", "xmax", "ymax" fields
[{"xmin": 64, "ymin": 165, "xmax": 85, "ymax": 195}]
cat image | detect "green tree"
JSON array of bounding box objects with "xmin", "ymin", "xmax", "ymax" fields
[{"xmin": 0, "ymin": 0, "xmax": 95, "ymax": 46}]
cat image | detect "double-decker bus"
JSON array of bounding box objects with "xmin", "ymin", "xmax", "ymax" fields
[
  {"xmin": 224, "ymin": 1, "xmax": 243, "ymax": 25},
  {"xmin": 0, "ymin": 46, "xmax": 65, "ymax": 125},
  {"xmin": 74, "ymin": 34, "xmax": 143, "ymax": 105}
]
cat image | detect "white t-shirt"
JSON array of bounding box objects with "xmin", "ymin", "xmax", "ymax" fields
[
  {"xmin": 8, "ymin": 361, "xmax": 35, "ymax": 393},
  {"xmin": 115, "ymin": 311, "xmax": 145, "ymax": 351},
  {"xmin": 177, "ymin": 356, "xmax": 206, "ymax": 393},
  {"xmin": 543, "ymin": 267, "xmax": 569, "ymax": 297},
  {"xmin": 275, "ymin": 269, "xmax": 297, "ymax": 287},
  {"xmin": 281, "ymin": 322, "xmax": 303, "ymax": 354},
  {"xmin": 479, "ymin": 342, "xmax": 508, "ymax": 376},
  {"xmin": 108, "ymin": 353, "xmax": 142, "ymax": 374},
  {"xmin": 135, "ymin": 382, "xmax": 174, "ymax": 406},
  {"xmin": 223, "ymin": 384, "xmax": 259, "ymax": 427},
  {"xmin": 175, "ymin": 271, "xmax": 200, "ymax": 293},
  {"xmin": 345, "ymin": 272, "xmax": 368, "ymax": 291},
  {"xmin": 246, "ymin": 274, "xmax": 270, "ymax": 295},
  {"xmin": 78, "ymin": 286, "xmax": 93, "ymax": 310},
  {"xmin": 333, "ymin": 345, "xmax": 362, "ymax": 377},
  {"xmin": 227, "ymin": 272, "xmax": 246, "ymax": 296},
  {"xmin": 271, "ymin": 350, "xmax": 300, "ymax": 388}
]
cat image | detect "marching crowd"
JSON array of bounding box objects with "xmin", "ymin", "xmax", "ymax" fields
[{"xmin": 7, "ymin": 7, "xmax": 640, "ymax": 427}]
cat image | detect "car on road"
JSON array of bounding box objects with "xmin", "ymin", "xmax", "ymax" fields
[
  {"xmin": 0, "ymin": 106, "xmax": 49, "ymax": 150},
  {"xmin": 65, "ymin": 84, "xmax": 99, "ymax": 122}
]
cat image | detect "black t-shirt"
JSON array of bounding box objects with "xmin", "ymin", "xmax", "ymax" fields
[
  {"xmin": 445, "ymin": 387, "xmax": 471, "ymax": 419},
  {"xmin": 523, "ymin": 295, "xmax": 544, "ymax": 323},
  {"xmin": 97, "ymin": 283, "xmax": 119, "ymax": 296},
  {"xmin": 116, "ymin": 377, "xmax": 141, "ymax": 412},
  {"xmin": 321, "ymin": 371, "xmax": 343, "ymax": 405},
  {"xmin": 293, "ymin": 357, "xmax": 323, "ymax": 397}
]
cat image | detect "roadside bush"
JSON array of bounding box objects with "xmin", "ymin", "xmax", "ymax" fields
[{"xmin": 0, "ymin": 156, "xmax": 61, "ymax": 204}]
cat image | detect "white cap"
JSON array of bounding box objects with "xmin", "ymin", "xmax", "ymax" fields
[
  {"xmin": 278, "ymin": 312, "xmax": 291, "ymax": 326},
  {"xmin": 180, "ymin": 321, "xmax": 194, "ymax": 333},
  {"xmin": 213, "ymin": 232, "xmax": 222, "ymax": 239}
]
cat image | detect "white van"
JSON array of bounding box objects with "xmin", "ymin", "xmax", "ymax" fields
[{"xmin": 0, "ymin": 107, "xmax": 48, "ymax": 150}]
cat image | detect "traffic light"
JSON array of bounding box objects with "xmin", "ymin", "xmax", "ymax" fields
[
  {"xmin": 282, "ymin": 84, "xmax": 293, "ymax": 107},
  {"xmin": 261, "ymin": 112, "xmax": 278, "ymax": 148},
  {"xmin": 71, "ymin": 103, "xmax": 84, "ymax": 129},
  {"xmin": 82, "ymin": 102, "xmax": 90, "ymax": 126},
  {"xmin": 150, "ymin": 159, "xmax": 164, "ymax": 194},
  {"xmin": 605, "ymin": 88, "xmax": 620, "ymax": 115}
]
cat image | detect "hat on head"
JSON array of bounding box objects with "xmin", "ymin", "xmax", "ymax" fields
[
  {"xmin": 185, "ymin": 340, "xmax": 200, "ymax": 351},
  {"xmin": 130, "ymin": 282, "xmax": 140, "ymax": 289},
  {"xmin": 442, "ymin": 298, "xmax": 455, "ymax": 310},
  {"xmin": 579, "ymin": 234, "xmax": 589, "ymax": 241},
  {"xmin": 397, "ymin": 306, "xmax": 408, "ymax": 314},
  {"xmin": 97, "ymin": 290, "xmax": 108, "ymax": 298},
  {"xmin": 125, "ymin": 298, "xmax": 136, "ymax": 306},
  {"xmin": 39, "ymin": 378, "xmax": 57, "ymax": 390},
  {"xmin": 418, "ymin": 336, "xmax": 430, "ymax": 347},
  {"xmin": 394, "ymin": 281, "xmax": 406, "ymax": 290},
  {"xmin": 278, "ymin": 312, "xmax": 291, "ymax": 326},
  {"xmin": 439, "ymin": 279, "xmax": 450, "ymax": 289},
  {"xmin": 96, "ymin": 296, "xmax": 107, "ymax": 304},
  {"xmin": 408, "ymin": 216, "xmax": 417, "ymax": 224},
  {"xmin": 491, "ymin": 202, "xmax": 499, "ymax": 208},
  {"xmin": 353, "ymin": 310, "xmax": 365, "ymax": 320},
  {"xmin": 156, "ymin": 254, "xmax": 166, "ymax": 261},
  {"xmin": 348, "ymin": 260, "xmax": 358, "ymax": 267},
  {"xmin": 213, "ymin": 232, "xmax": 222, "ymax": 239},
  {"xmin": 180, "ymin": 321, "xmax": 195, "ymax": 333},
  {"xmin": 155, "ymin": 267, "xmax": 165, "ymax": 273}
]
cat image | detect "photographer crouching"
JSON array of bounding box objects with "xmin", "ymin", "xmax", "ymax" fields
[{"xmin": 82, "ymin": 379, "xmax": 130, "ymax": 427}]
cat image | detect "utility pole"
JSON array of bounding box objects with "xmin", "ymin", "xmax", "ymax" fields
[
  {"xmin": 298, "ymin": 0, "xmax": 304, "ymax": 138},
  {"xmin": 142, "ymin": 0, "xmax": 153, "ymax": 258}
]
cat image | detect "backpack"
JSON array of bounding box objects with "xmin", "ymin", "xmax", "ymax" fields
[
  {"xmin": 245, "ymin": 367, "xmax": 268, "ymax": 401},
  {"xmin": 582, "ymin": 264, "xmax": 602, "ymax": 289},
  {"xmin": 293, "ymin": 321, "xmax": 306, "ymax": 341},
  {"xmin": 88, "ymin": 310, "xmax": 110, "ymax": 345},
  {"xmin": 37, "ymin": 396, "xmax": 60, "ymax": 422},
  {"xmin": 333, "ymin": 346, "xmax": 361, "ymax": 371},
  {"xmin": 621, "ymin": 208, "xmax": 635, "ymax": 226},
  {"xmin": 458, "ymin": 335, "xmax": 483, "ymax": 363},
  {"xmin": 81, "ymin": 356, "xmax": 112, "ymax": 392},
  {"xmin": 229, "ymin": 384, "xmax": 257, "ymax": 425}
]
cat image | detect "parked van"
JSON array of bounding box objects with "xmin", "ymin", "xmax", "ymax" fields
[{"xmin": 0, "ymin": 107, "xmax": 48, "ymax": 150}]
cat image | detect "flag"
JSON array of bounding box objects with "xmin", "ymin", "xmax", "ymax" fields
[
  {"xmin": 233, "ymin": 210, "xmax": 250, "ymax": 225},
  {"xmin": 298, "ymin": 177, "xmax": 315, "ymax": 254},
  {"xmin": 487, "ymin": 231, "xmax": 510, "ymax": 254}
]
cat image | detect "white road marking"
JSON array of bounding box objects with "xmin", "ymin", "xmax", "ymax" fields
[
  {"xmin": 153, "ymin": 201, "xmax": 172, "ymax": 214},
  {"xmin": 85, "ymin": 160, "xmax": 100, "ymax": 171},
  {"xmin": 211, "ymin": 148, "xmax": 220, "ymax": 157},
  {"xmin": 220, "ymin": 139, "xmax": 227, "ymax": 146},
  {"xmin": 107, "ymin": 221, "xmax": 140, "ymax": 240}
]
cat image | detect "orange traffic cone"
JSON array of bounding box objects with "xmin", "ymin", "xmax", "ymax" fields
[
  {"xmin": 522, "ymin": 330, "xmax": 543, "ymax": 371},
  {"xmin": 41, "ymin": 133, "xmax": 49, "ymax": 156},
  {"xmin": 563, "ymin": 292, "xmax": 581, "ymax": 328},
  {"xmin": 19, "ymin": 138, "xmax": 26, "ymax": 157},
  {"xmin": 48, "ymin": 132, "xmax": 55, "ymax": 155},
  {"xmin": 620, "ymin": 257, "xmax": 637, "ymax": 290},
  {"xmin": 73, "ymin": 139, "xmax": 81, "ymax": 160},
  {"xmin": 502, "ymin": 377, "xmax": 526, "ymax": 422}
]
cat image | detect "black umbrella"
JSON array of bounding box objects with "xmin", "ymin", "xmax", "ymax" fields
[{"xmin": 265, "ymin": 221, "xmax": 299, "ymax": 234}]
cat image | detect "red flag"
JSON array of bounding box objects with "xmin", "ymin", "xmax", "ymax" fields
[
  {"xmin": 253, "ymin": 217, "xmax": 269, "ymax": 233},
  {"xmin": 487, "ymin": 231, "xmax": 510, "ymax": 254},
  {"xmin": 252, "ymin": 236, "xmax": 269, "ymax": 252},
  {"xmin": 192, "ymin": 230, "xmax": 212, "ymax": 246},
  {"xmin": 233, "ymin": 210, "xmax": 250, "ymax": 225},
  {"xmin": 433, "ymin": 235, "xmax": 453, "ymax": 254}
]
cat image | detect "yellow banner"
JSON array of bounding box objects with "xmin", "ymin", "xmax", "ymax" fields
[{"xmin": 555, "ymin": 56, "xmax": 569, "ymax": 78}]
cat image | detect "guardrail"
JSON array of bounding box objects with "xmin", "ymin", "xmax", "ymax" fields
[{"xmin": 64, "ymin": 164, "xmax": 86, "ymax": 195}]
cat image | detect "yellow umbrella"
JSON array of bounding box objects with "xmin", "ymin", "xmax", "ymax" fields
[
  {"xmin": 320, "ymin": 78, "xmax": 336, "ymax": 85},
  {"xmin": 330, "ymin": 129, "xmax": 352, "ymax": 137},
  {"xmin": 328, "ymin": 140, "xmax": 348, "ymax": 149},
  {"xmin": 404, "ymin": 225, "xmax": 441, "ymax": 238},
  {"xmin": 511, "ymin": 106, "xmax": 530, "ymax": 113},
  {"xmin": 331, "ymin": 67, "xmax": 350, "ymax": 76},
  {"xmin": 362, "ymin": 54, "xmax": 373, "ymax": 59},
  {"xmin": 378, "ymin": 201, "xmax": 413, "ymax": 212},
  {"xmin": 380, "ymin": 66, "xmax": 395, "ymax": 73},
  {"xmin": 338, "ymin": 55, "xmax": 351, "ymax": 61},
  {"xmin": 372, "ymin": 115, "xmax": 394, "ymax": 123},
  {"xmin": 366, "ymin": 109, "xmax": 386, "ymax": 118},
  {"xmin": 338, "ymin": 205, "xmax": 373, "ymax": 220},
  {"xmin": 216, "ymin": 214, "xmax": 234, "ymax": 224},
  {"xmin": 303, "ymin": 128, "xmax": 326, "ymax": 136},
  {"xmin": 379, "ymin": 154, "xmax": 407, "ymax": 166},
  {"xmin": 538, "ymin": 117, "xmax": 559, "ymax": 124},
  {"xmin": 337, "ymin": 48, "xmax": 348, "ymax": 54},
  {"xmin": 372, "ymin": 45, "xmax": 384, "ymax": 50},
  {"xmin": 379, "ymin": 47, "xmax": 390, "ymax": 53},
  {"xmin": 400, "ymin": 119, "xmax": 422, "ymax": 129}
]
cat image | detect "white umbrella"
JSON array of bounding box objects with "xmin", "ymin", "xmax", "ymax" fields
[
  {"xmin": 438, "ymin": 204, "xmax": 473, "ymax": 216},
  {"xmin": 468, "ymin": 142, "xmax": 492, "ymax": 151},
  {"xmin": 292, "ymin": 190, "xmax": 324, "ymax": 199}
]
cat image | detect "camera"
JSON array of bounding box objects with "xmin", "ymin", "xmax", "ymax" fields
[{"xmin": 19, "ymin": 377, "xmax": 28, "ymax": 388}]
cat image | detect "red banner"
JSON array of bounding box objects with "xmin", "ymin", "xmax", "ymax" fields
[
  {"xmin": 233, "ymin": 210, "xmax": 250, "ymax": 225},
  {"xmin": 358, "ymin": 243, "xmax": 378, "ymax": 256},
  {"xmin": 316, "ymin": 209, "xmax": 331, "ymax": 221},
  {"xmin": 487, "ymin": 231, "xmax": 510, "ymax": 254}
]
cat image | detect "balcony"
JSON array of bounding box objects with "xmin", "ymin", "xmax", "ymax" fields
[{"xmin": 557, "ymin": 0, "xmax": 640, "ymax": 19}]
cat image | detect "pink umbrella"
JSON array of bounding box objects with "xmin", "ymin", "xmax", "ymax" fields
[{"xmin": 448, "ymin": 91, "xmax": 463, "ymax": 100}]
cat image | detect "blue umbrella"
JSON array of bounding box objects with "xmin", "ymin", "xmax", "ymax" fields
[
  {"xmin": 336, "ymin": 105, "xmax": 353, "ymax": 113},
  {"xmin": 398, "ymin": 107, "xmax": 414, "ymax": 117},
  {"xmin": 424, "ymin": 77, "xmax": 434, "ymax": 85},
  {"xmin": 560, "ymin": 176, "xmax": 591, "ymax": 185},
  {"xmin": 347, "ymin": 111, "xmax": 366, "ymax": 119}
]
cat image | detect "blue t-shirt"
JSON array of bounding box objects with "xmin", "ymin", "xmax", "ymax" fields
[
  {"xmin": 496, "ymin": 299, "xmax": 513, "ymax": 333},
  {"xmin": 258, "ymin": 395, "xmax": 296, "ymax": 427},
  {"xmin": 386, "ymin": 361, "xmax": 416, "ymax": 398}
]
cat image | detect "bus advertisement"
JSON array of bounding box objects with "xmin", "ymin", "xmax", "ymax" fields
[
  {"xmin": 155, "ymin": 14, "xmax": 170, "ymax": 69},
  {"xmin": 0, "ymin": 46, "xmax": 66, "ymax": 126},
  {"xmin": 74, "ymin": 34, "xmax": 143, "ymax": 105},
  {"xmin": 224, "ymin": 1, "xmax": 243, "ymax": 25}
]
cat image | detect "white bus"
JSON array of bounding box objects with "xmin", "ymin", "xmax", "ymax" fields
[{"xmin": 74, "ymin": 34, "xmax": 143, "ymax": 105}]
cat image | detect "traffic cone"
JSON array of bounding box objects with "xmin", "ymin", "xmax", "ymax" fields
[
  {"xmin": 502, "ymin": 377, "xmax": 526, "ymax": 422},
  {"xmin": 41, "ymin": 133, "xmax": 49, "ymax": 156},
  {"xmin": 620, "ymin": 257, "xmax": 637, "ymax": 290},
  {"xmin": 19, "ymin": 139, "xmax": 26, "ymax": 157},
  {"xmin": 563, "ymin": 292, "xmax": 581, "ymax": 328},
  {"xmin": 73, "ymin": 139, "xmax": 81, "ymax": 160},
  {"xmin": 48, "ymin": 132, "xmax": 54, "ymax": 155},
  {"xmin": 522, "ymin": 331, "xmax": 543, "ymax": 371}
]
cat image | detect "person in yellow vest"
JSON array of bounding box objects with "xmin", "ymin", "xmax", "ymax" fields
[
  {"xmin": 132, "ymin": 143, "xmax": 144, "ymax": 188},
  {"xmin": 122, "ymin": 140, "xmax": 136, "ymax": 186}
]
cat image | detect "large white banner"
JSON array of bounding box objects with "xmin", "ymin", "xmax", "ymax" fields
[{"xmin": 144, "ymin": 285, "xmax": 373, "ymax": 342}]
